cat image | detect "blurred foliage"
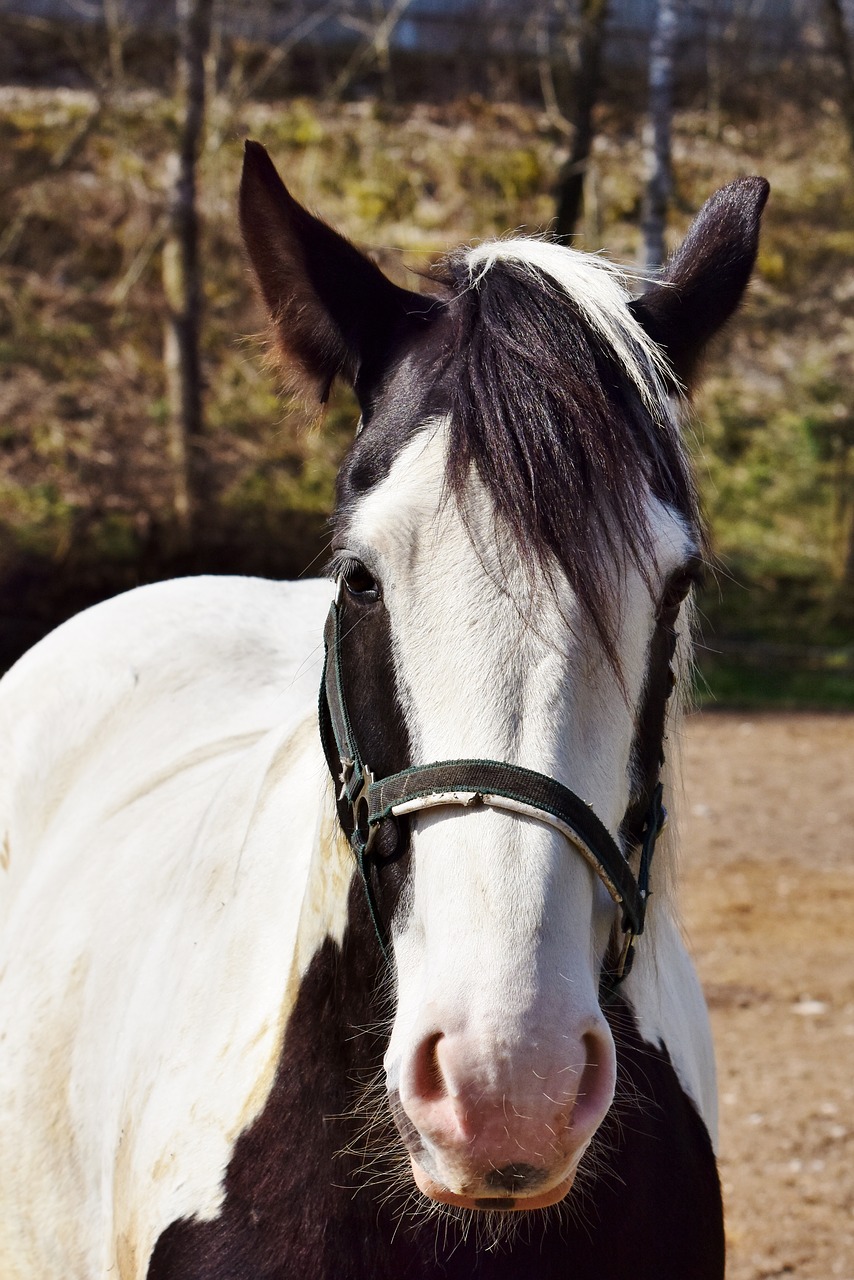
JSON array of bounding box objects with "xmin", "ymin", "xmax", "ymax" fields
[
  {"xmin": 695, "ymin": 658, "xmax": 854, "ymax": 710},
  {"xmin": 0, "ymin": 88, "xmax": 852, "ymax": 700}
]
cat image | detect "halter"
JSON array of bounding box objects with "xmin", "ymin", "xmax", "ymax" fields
[{"xmin": 319, "ymin": 587, "xmax": 670, "ymax": 993}]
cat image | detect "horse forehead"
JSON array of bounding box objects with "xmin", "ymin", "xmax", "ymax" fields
[
  {"xmin": 345, "ymin": 419, "xmax": 694, "ymax": 592},
  {"xmin": 344, "ymin": 420, "xmax": 464, "ymax": 560}
]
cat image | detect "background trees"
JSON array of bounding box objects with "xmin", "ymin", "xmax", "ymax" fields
[{"xmin": 0, "ymin": 0, "xmax": 852, "ymax": 697}]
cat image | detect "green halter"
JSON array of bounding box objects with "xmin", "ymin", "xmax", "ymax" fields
[{"xmin": 319, "ymin": 591, "xmax": 668, "ymax": 992}]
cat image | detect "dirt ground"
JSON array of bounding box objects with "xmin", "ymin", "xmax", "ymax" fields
[{"xmin": 678, "ymin": 712, "xmax": 854, "ymax": 1280}]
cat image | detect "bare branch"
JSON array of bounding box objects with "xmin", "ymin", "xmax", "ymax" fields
[{"xmin": 328, "ymin": 0, "xmax": 416, "ymax": 101}]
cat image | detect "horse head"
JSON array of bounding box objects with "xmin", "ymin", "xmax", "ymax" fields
[{"xmin": 239, "ymin": 143, "xmax": 767, "ymax": 1214}]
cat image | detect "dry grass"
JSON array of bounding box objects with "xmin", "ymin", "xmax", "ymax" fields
[
  {"xmin": 680, "ymin": 711, "xmax": 854, "ymax": 1279},
  {"xmin": 1, "ymin": 87, "xmax": 852, "ymax": 667}
]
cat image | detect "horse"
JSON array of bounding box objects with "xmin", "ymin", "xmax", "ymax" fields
[{"xmin": 0, "ymin": 141, "xmax": 768, "ymax": 1279}]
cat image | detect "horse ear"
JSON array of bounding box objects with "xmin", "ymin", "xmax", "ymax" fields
[
  {"xmin": 239, "ymin": 140, "xmax": 436, "ymax": 406},
  {"xmin": 630, "ymin": 177, "xmax": 770, "ymax": 388}
]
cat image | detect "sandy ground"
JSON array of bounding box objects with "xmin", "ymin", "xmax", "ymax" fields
[{"xmin": 678, "ymin": 712, "xmax": 854, "ymax": 1280}]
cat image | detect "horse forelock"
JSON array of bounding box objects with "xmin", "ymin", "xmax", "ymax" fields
[
  {"xmin": 440, "ymin": 239, "xmax": 701, "ymax": 668},
  {"xmin": 462, "ymin": 238, "xmax": 674, "ymax": 411}
]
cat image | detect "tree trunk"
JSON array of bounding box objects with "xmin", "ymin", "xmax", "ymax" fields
[
  {"xmin": 552, "ymin": 0, "xmax": 610, "ymax": 244},
  {"xmin": 162, "ymin": 0, "xmax": 213, "ymax": 542},
  {"xmin": 103, "ymin": 0, "xmax": 125, "ymax": 87},
  {"xmin": 820, "ymin": 0, "xmax": 854, "ymax": 152},
  {"xmin": 641, "ymin": 0, "xmax": 680, "ymax": 275},
  {"xmin": 819, "ymin": 0, "xmax": 854, "ymax": 596}
]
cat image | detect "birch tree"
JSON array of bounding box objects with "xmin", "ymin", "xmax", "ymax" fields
[
  {"xmin": 162, "ymin": 0, "xmax": 214, "ymax": 540},
  {"xmin": 641, "ymin": 0, "xmax": 680, "ymax": 275}
]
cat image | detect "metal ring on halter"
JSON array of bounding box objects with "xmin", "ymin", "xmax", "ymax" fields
[{"xmin": 347, "ymin": 763, "xmax": 376, "ymax": 855}]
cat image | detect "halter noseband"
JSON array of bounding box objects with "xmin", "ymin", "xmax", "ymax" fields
[{"xmin": 319, "ymin": 588, "xmax": 669, "ymax": 994}]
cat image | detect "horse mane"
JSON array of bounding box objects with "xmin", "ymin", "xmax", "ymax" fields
[{"xmin": 439, "ymin": 239, "xmax": 701, "ymax": 666}]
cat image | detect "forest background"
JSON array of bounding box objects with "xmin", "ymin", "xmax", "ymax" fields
[{"xmin": 1, "ymin": 0, "xmax": 853, "ymax": 706}]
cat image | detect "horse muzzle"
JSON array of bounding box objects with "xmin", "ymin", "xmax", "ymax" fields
[{"xmin": 387, "ymin": 1019, "xmax": 617, "ymax": 1210}]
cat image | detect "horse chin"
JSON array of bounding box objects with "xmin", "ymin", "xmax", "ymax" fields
[{"xmin": 409, "ymin": 1156, "xmax": 577, "ymax": 1213}]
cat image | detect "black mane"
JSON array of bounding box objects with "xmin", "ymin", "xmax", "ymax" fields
[{"xmin": 439, "ymin": 252, "xmax": 701, "ymax": 663}]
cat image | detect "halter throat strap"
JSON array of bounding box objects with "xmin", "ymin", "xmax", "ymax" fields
[{"xmin": 319, "ymin": 595, "xmax": 666, "ymax": 984}]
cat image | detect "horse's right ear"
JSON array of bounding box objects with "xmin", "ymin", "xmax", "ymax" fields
[
  {"xmin": 239, "ymin": 141, "xmax": 437, "ymax": 406},
  {"xmin": 630, "ymin": 176, "xmax": 770, "ymax": 389}
]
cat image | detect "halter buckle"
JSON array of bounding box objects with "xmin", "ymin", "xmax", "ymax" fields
[{"xmin": 341, "ymin": 759, "xmax": 376, "ymax": 854}]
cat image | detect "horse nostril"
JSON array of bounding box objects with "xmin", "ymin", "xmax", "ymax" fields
[{"xmin": 411, "ymin": 1031, "xmax": 445, "ymax": 1103}]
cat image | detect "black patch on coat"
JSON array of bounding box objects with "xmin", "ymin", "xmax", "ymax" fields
[
  {"xmin": 147, "ymin": 924, "xmax": 724, "ymax": 1280},
  {"xmin": 335, "ymin": 308, "xmax": 455, "ymax": 503}
]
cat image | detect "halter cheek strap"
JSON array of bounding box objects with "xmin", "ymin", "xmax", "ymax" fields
[{"xmin": 319, "ymin": 594, "xmax": 668, "ymax": 990}]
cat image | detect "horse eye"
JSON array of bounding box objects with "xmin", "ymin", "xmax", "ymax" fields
[
  {"xmin": 658, "ymin": 563, "xmax": 701, "ymax": 620},
  {"xmin": 341, "ymin": 559, "xmax": 379, "ymax": 600}
]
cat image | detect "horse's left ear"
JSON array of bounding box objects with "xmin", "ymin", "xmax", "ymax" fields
[
  {"xmin": 630, "ymin": 177, "xmax": 770, "ymax": 388},
  {"xmin": 239, "ymin": 140, "xmax": 438, "ymax": 407}
]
